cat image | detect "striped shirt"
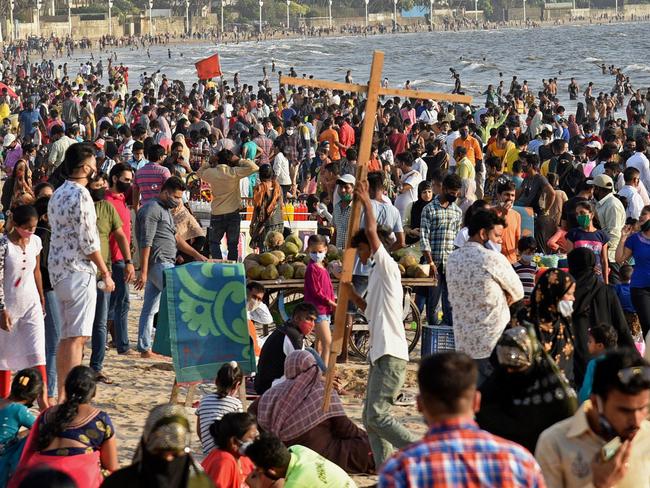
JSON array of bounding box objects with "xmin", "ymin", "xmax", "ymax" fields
[
  {"xmin": 379, "ymin": 418, "xmax": 546, "ymax": 488},
  {"xmin": 513, "ymin": 262, "xmax": 538, "ymax": 301},
  {"xmin": 254, "ymin": 135, "xmax": 273, "ymax": 165},
  {"xmin": 196, "ymin": 394, "xmax": 243, "ymax": 455},
  {"xmin": 134, "ymin": 162, "xmax": 171, "ymax": 205}
]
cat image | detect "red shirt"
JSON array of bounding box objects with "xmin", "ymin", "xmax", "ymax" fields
[
  {"xmin": 105, "ymin": 190, "xmax": 131, "ymax": 262},
  {"xmin": 338, "ymin": 122, "xmax": 355, "ymax": 158},
  {"xmin": 202, "ymin": 449, "xmax": 255, "ymax": 488},
  {"xmin": 388, "ymin": 132, "xmax": 408, "ymax": 156}
]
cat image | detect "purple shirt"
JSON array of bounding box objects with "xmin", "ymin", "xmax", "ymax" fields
[
  {"xmin": 303, "ymin": 261, "xmax": 335, "ymax": 315},
  {"xmin": 4, "ymin": 144, "xmax": 23, "ymax": 174}
]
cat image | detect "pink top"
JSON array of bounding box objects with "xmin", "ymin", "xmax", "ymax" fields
[{"xmin": 303, "ymin": 261, "xmax": 335, "ymax": 315}]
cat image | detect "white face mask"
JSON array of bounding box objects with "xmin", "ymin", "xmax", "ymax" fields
[
  {"xmin": 309, "ymin": 251, "xmax": 326, "ymax": 263},
  {"xmin": 247, "ymin": 298, "xmax": 261, "ymax": 313},
  {"xmin": 520, "ymin": 254, "xmax": 534, "ymax": 264},
  {"xmin": 558, "ymin": 299, "xmax": 574, "ymax": 318},
  {"xmin": 485, "ymin": 240, "xmax": 502, "ymax": 253}
]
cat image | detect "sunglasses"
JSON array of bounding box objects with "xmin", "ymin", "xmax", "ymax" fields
[{"xmin": 617, "ymin": 366, "xmax": 650, "ymax": 385}]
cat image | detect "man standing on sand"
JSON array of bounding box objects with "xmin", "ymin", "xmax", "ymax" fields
[
  {"xmin": 135, "ymin": 177, "xmax": 207, "ymax": 358},
  {"xmin": 48, "ymin": 143, "xmax": 115, "ymax": 399},
  {"xmin": 347, "ymin": 180, "xmax": 418, "ymax": 467}
]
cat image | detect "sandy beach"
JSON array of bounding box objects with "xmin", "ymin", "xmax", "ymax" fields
[{"xmin": 86, "ymin": 289, "xmax": 426, "ymax": 487}]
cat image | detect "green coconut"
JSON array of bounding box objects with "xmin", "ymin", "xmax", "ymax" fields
[
  {"xmin": 281, "ymin": 241, "xmax": 300, "ymax": 256},
  {"xmin": 270, "ymin": 250, "xmax": 286, "ymax": 263},
  {"xmin": 278, "ymin": 263, "xmax": 295, "ymax": 279},
  {"xmin": 285, "ymin": 234, "xmax": 303, "ymax": 250},
  {"xmin": 259, "ymin": 252, "xmax": 280, "ymax": 266},
  {"xmin": 246, "ymin": 265, "xmax": 265, "ymax": 280},
  {"xmin": 264, "ymin": 230, "xmax": 285, "ymax": 250},
  {"xmin": 400, "ymin": 255, "xmax": 419, "ymax": 268},
  {"xmin": 260, "ymin": 264, "xmax": 279, "ymax": 280}
]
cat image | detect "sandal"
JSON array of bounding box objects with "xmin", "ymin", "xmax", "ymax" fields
[
  {"xmin": 96, "ymin": 372, "xmax": 114, "ymax": 385},
  {"xmin": 394, "ymin": 392, "xmax": 416, "ymax": 406}
]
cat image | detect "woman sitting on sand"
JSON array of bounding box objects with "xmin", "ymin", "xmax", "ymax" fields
[
  {"xmin": 251, "ymin": 350, "xmax": 374, "ymax": 474},
  {"xmin": 10, "ymin": 366, "xmax": 118, "ymax": 488},
  {"xmin": 103, "ymin": 404, "xmax": 211, "ymax": 488}
]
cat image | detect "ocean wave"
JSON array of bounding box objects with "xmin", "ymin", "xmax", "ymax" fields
[{"xmin": 626, "ymin": 63, "xmax": 650, "ymax": 72}]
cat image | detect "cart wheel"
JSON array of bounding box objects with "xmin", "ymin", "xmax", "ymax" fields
[{"xmin": 347, "ymin": 298, "xmax": 421, "ymax": 360}]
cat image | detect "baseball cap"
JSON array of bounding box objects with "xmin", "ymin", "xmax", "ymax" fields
[
  {"xmin": 587, "ymin": 174, "xmax": 614, "ymax": 190},
  {"xmin": 586, "ymin": 141, "xmax": 602, "ymax": 150},
  {"xmin": 337, "ymin": 174, "xmax": 356, "ymax": 186},
  {"xmin": 3, "ymin": 133, "xmax": 16, "ymax": 147}
]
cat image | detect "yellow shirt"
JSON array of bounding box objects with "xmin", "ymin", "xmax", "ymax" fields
[
  {"xmin": 503, "ymin": 147, "xmax": 521, "ymax": 174},
  {"xmin": 456, "ymin": 157, "xmax": 475, "ymax": 180},
  {"xmin": 196, "ymin": 159, "xmax": 259, "ymax": 215},
  {"xmin": 0, "ymin": 102, "xmax": 10, "ymax": 121},
  {"xmin": 535, "ymin": 400, "xmax": 650, "ymax": 488}
]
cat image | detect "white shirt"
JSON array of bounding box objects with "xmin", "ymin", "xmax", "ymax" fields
[
  {"xmin": 619, "ymin": 185, "xmax": 644, "ymax": 219},
  {"xmin": 418, "ymin": 108, "xmax": 438, "ymax": 124},
  {"xmin": 273, "ymin": 152, "xmax": 291, "ymax": 186},
  {"xmin": 412, "ymin": 157, "xmax": 428, "ymax": 181},
  {"xmin": 627, "ymin": 151, "xmax": 650, "ymax": 192},
  {"xmin": 394, "ymin": 169, "xmax": 422, "ymax": 221},
  {"xmin": 445, "ymin": 131, "xmax": 459, "ymax": 166},
  {"xmin": 366, "ymin": 246, "xmax": 410, "ymax": 364},
  {"xmin": 48, "ymin": 180, "xmax": 100, "ymax": 286},
  {"xmin": 446, "ymin": 241, "xmax": 524, "ymax": 359}
]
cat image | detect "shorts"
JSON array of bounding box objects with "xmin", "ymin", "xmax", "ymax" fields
[
  {"xmin": 347, "ymin": 274, "xmax": 369, "ymax": 313},
  {"xmin": 53, "ymin": 272, "xmax": 97, "ymax": 339},
  {"xmin": 317, "ymin": 314, "xmax": 331, "ymax": 323}
]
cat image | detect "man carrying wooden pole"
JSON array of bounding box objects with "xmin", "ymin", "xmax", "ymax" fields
[{"xmin": 279, "ymin": 51, "xmax": 472, "ymax": 464}]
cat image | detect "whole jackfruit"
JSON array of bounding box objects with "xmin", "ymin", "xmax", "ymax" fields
[
  {"xmin": 278, "ymin": 263, "xmax": 295, "ymax": 279},
  {"xmin": 259, "ymin": 252, "xmax": 280, "ymax": 266},
  {"xmin": 260, "ymin": 264, "xmax": 279, "ymax": 280}
]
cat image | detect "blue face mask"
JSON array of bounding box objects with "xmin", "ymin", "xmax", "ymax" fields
[{"xmin": 309, "ymin": 251, "xmax": 326, "ymax": 263}]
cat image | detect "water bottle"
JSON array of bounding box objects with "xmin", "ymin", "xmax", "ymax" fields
[{"xmin": 97, "ymin": 280, "xmax": 106, "ymax": 291}]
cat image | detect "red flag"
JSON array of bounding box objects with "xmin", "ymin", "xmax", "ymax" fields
[{"xmin": 195, "ymin": 53, "xmax": 222, "ymax": 80}]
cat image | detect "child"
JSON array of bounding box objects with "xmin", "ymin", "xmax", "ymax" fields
[
  {"xmin": 303, "ymin": 234, "xmax": 336, "ymax": 368},
  {"xmin": 615, "ymin": 264, "xmax": 645, "ymax": 355},
  {"xmin": 196, "ymin": 361, "xmax": 244, "ymax": 455},
  {"xmin": 566, "ymin": 201, "xmax": 610, "ymax": 283},
  {"xmin": 30, "ymin": 122, "xmax": 42, "ymax": 148},
  {"xmin": 513, "ymin": 236, "xmax": 538, "ymax": 302},
  {"xmin": 578, "ymin": 324, "xmax": 618, "ymax": 404},
  {"xmin": 0, "ymin": 369, "xmax": 42, "ymax": 486}
]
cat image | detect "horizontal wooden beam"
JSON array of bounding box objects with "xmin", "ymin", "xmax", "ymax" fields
[{"xmin": 279, "ymin": 75, "xmax": 473, "ymax": 104}]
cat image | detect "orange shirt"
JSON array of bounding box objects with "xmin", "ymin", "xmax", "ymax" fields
[
  {"xmin": 319, "ymin": 128, "xmax": 341, "ymax": 161},
  {"xmin": 202, "ymin": 449, "xmax": 255, "ymax": 488},
  {"xmin": 498, "ymin": 207, "xmax": 521, "ymax": 264},
  {"xmin": 453, "ymin": 135, "xmax": 483, "ymax": 165}
]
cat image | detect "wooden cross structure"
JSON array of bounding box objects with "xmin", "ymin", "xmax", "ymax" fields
[{"xmin": 280, "ymin": 51, "xmax": 472, "ymax": 411}]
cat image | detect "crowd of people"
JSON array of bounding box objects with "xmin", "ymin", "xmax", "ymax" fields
[{"xmin": 0, "ymin": 30, "xmax": 647, "ymax": 488}]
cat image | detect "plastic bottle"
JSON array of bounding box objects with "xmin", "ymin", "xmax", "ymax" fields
[
  {"xmin": 246, "ymin": 201, "xmax": 253, "ymax": 221},
  {"xmin": 286, "ymin": 199, "xmax": 295, "ymax": 222}
]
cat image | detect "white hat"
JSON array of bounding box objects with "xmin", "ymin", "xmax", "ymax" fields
[
  {"xmin": 586, "ymin": 141, "xmax": 602, "ymax": 150},
  {"xmin": 337, "ymin": 174, "xmax": 356, "ymax": 186},
  {"xmin": 3, "ymin": 133, "xmax": 16, "ymax": 147}
]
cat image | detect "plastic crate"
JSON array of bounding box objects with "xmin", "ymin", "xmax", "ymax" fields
[{"xmin": 421, "ymin": 324, "xmax": 455, "ymax": 357}]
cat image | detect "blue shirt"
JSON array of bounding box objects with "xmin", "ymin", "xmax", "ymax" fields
[
  {"xmin": 18, "ymin": 109, "xmax": 42, "ymax": 137},
  {"xmin": 625, "ymin": 232, "xmax": 650, "ymax": 288},
  {"xmin": 615, "ymin": 283, "xmax": 635, "ymax": 313}
]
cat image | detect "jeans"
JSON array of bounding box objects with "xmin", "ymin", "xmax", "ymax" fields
[
  {"xmin": 90, "ymin": 289, "xmax": 111, "ymax": 372},
  {"xmin": 426, "ymin": 268, "xmax": 452, "ymax": 327},
  {"xmin": 631, "ymin": 287, "xmax": 650, "ymax": 337},
  {"xmin": 138, "ymin": 261, "xmax": 174, "ymax": 352},
  {"xmin": 362, "ymin": 355, "xmax": 418, "ymax": 466},
  {"xmin": 209, "ymin": 212, "xmax": 241, "ymax": 261},
  {"xmin": 44, "ymin": 290, "xmax": 62, "ymax": 398},
  {"xmin": 110, "ymin": 261, "xmax": 131, "ymax": 353}
]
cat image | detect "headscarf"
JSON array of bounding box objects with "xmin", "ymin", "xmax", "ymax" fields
[
  {"xmin": 409, "ymin": 180, "xmax": 432, "ymax": 229},
  {"xmin": 496, "ymin": 326, "xmax": 534, "ymax": 370},
  {"xmin": 530, "ymin": 268, "xmax": 574, "ymax": 324},
  {"xmin": 576, "ymin": 102, "xmax": 586, "ymax": 126},
  {"xmin": 257, "ymin": 350, "xmax": 345, "ymax": 442},
  {"xmin": 130, "ymin": 404, "xmax": 211, "ymax": 488},
  {"xmin": 174, "ymin": 133, "xmax": 191, "ymax": 162}
]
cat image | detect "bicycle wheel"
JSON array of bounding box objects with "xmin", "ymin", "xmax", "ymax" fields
[{"xmin": 347, "ymin": 297, "xmax": 422, "ymax": 360}]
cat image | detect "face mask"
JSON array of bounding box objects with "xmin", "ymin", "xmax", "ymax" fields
[
  {"xmin": 15, "ymin": 227, "xmax": 33, "ymax": 238},
  {"xmin": 163, "ymin": 196, "xmax": 181, "ymax": 209},
  {"xmin": 444, "ymin": 193, "xmax": 457, "ymax": 204},
  {"xmin": 116, "ymin": 180, "xmax": 131, "ymax": 193},
  {"xmin": 310, "ymin": 251, "xmax": 326, "ymax": 263},
  {"xmin": 459, "ymin": 129, "xmax": 469, "ymax": 138},
  {"xmin": 485, "ymin": 240, "xmax": 502, "ymax": 253},
  {"xmin": 238, "ymin": 439, "xmax": 253, "ymax": 456},
  {"xmin": 576, "ymin": 214, "xmax": 591, "ymax": 229},
  {"xmin": 286, "ymin": 128, "xmax": 295, "ymax": 136},
  {"xmin": 558, "ymin": 299, "xmax": 574, "ymax": 318},
  {"xmin": 247, "ymin": 298, "xmax": 261, "ymax": 313},
  {"xmin": 340, "ymin": 193, "xmax": 352, "ymax": 202},
  {"xmin": 298, "ymin": 320, "xmax": 314, "ymax": 336},
  {"xmin": 89, "ymin": 188, "xmax": 106, "ymax": 202},
  {"xmin": 520, "ymin": 253, "xmax": 533, "ymax": 264}
]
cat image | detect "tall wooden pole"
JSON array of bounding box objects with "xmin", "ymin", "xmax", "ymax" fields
[{"xmin": 322, "ymin": 51, "xmax": 384, "ymax": 412}]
